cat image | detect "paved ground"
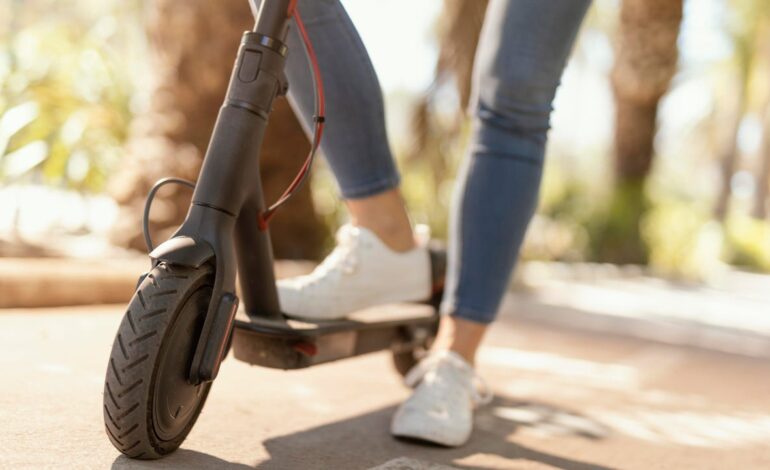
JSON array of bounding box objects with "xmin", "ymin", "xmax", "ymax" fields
[
  {"xmin": 2, "ymin": 295, "xmax": 770, "ymax": 470},
  {"xmin": 516, "ymin": 263, "xmax": 770, "ymax": 358},
  {"xmin": 6, "ymin": 255, "xmax": 770, "ymax": 359}
]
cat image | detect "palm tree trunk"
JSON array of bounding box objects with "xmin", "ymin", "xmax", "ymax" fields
[
  {"xmin": 714, "ymin": 79, "xmax": 747, "ymax": 221},
  {"xmin": 597, "ymin": 0, "xmax": 683, "ymax": 264},
  {"xmin": 109, "ymin": 0, "xmax": 325, "ymax": 259},
  {"xmin": 753, "ymin": 106, "xmax": 770, "ymax": 219},
  {"xmin": 752, "ymin": 26, "xmax": 770, "ymax": 221},
  {"xmin": 404, "ymin": 0, "xmax": 488, "ymax": 235}
]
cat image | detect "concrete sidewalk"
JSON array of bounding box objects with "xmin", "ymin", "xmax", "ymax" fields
[
  {"xmin": 513, "ymin": 262, "xmax": 770, "ymax": 358},
  {"xmin": 1, "ymin": 303, "xmax": 769, "ymax": 469},
  {"xmin": 5, "ymin": 256, "xmax": 769, "ymax": 360}
]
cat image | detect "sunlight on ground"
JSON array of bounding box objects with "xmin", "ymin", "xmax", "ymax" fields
[
  {"xmin": 479, "ymin": 344, "xmax": 770, "ymax": 450},
  {"xmin": 479, "ymin": 346, "xmax": 639, "ymax": 389}
]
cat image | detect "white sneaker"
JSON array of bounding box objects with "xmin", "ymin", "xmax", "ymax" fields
[
  {"xmin": 277, "ymin": 224, "xmax": 431, "ymax": 320},
  {"xmin": 391, "ymin": 351, "xmax": 493, "ymax": 447}
]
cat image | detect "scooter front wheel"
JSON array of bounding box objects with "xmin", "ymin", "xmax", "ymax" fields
[{"xmin": 103, "ymin": 262, "xmax": 214, "ymax": 459}]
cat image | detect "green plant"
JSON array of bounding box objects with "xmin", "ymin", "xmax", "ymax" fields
[
  {"xmin": 0, "ymin": 1, "xmax": 140, "ymax": 192},
  {"xmin": 723, "ymin": 214, "xmax": 770, "ymax": 271}
]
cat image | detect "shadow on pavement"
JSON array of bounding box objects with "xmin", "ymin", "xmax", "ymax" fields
[
  {"xmin": 109, "ymin": 396, "xmax": 614, "ymax": 469},
  {"xmin": 111, "ymin": 449, "xmax": 253, "ymax": 470},
  {"xmin": 256, "ymin": 395, "xmax": 614, "ymax": 470}
]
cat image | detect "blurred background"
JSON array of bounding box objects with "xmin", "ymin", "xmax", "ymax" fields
[
  {"xmin": 3, "ymin": 1, "xmax": 770, "ymax": 468},
  {"xmin": 2, "ymin": 0, "xmax": 770, "ymax": 276},
  {"xmin": 3, "ymin": 0, "xmax": 770, "ymax": 351}
]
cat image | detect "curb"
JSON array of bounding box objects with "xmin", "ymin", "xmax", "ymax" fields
[
  {"xmin": 0, "ymin": 257, "xmax": 314, "ymax": 309},
  {"xmin": 0, "ymin": 258, "xmax": 147, "ymax": 308},
  {"xmin": 508, "ymin": 263, "xmax": 770, "ymax": 359},
  {"xmin": 508, "ymin": 293, "xmax": 770, "ymax": 359}
]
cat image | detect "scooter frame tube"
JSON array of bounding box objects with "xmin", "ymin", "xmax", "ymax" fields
[{"xmin": 149, "ymin": 0, "xmax": 295, "ymax": 382}]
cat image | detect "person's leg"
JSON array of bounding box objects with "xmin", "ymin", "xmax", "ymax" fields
[
  {"xmin": 436, "ymin": 0, "xmax": 591, "ymax": 363},
  {"xmin": 276, "ymin": 0, "xmax": 431, "ymax": 320},
  {"xmin": 430, "ymin": 315, "xmax": 487, "ymax": 365},
  {"xmin": 346, "ymin": 190, "xmax": 415, "ymax": 252},
  {"xmin": 392, "ymin": 0, "xmax": 590, "ymax": 447},
  {"xmin": 284, "ymin": 0, "xmax": 414, "ymax": 252}
]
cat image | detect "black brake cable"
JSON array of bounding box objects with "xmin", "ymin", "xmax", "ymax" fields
[{"xmin": 142, "ymin": 177, "xmax": 196, "ymax": 253}]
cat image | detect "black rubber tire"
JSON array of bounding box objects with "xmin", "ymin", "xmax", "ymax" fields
[
  {"xmin": 392, "ymin": 320, "xmax": 438, "ymax": 378},
  {"xmin": 103, "ymin": 262, "xmax": 213, "ymax": 459}
]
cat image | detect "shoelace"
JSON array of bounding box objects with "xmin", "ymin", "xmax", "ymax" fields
[
  {"xmin": 299, "ymin": 227, "xmax": 360, "ymax": 287},
  {"xmin": 404, "ymin": 351, "xmax": 494, "ymax": 406}
]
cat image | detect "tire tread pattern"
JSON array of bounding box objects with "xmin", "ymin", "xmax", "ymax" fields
[{"xmin": 103, "ymin": 263, "xmax": 212, "ymax": 459}]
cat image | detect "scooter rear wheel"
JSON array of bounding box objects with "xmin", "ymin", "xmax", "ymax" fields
[
  {"xmin": 392, "ymin": 349, "xmax": 423, "ymax": 377},
  {"xmin": 103, "ymin": 262, "xmax": 213, "ymax": 459},
  {"xmin": 392, "ymin": 337, "xmax": 434, "ymax": 378}
]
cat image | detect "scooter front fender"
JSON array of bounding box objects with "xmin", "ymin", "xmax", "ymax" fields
[{"xmin": 149, "ymin": 236, "xmax": 215, "ymax": 269}]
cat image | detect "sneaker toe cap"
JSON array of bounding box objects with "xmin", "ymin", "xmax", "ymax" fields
[{"xmin": 391, "ymin": 402, "xmax": 471, "ymax": 447}]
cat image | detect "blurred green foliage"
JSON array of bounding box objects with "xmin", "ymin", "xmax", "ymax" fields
[
  {"xmin": 393, "ymin": 0, "xmax": 770, "ymax": 278},
  {"xmin": 0, "ymin": 0, "xmax": 141, "ymax": 191},
  {"xmin": 725, "ymin": 215, "xmax": 770, "ymax": 271},
  {"xmin": 2, "ymin": 0, "xmax": 770, "ymax": 278}
]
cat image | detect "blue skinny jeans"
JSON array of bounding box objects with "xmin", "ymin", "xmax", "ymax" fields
[{"xmin": 281, "ymin": 0, "xmax": 591, "ymax": 324}]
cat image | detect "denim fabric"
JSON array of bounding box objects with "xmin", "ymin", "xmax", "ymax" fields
[
  {"xmin": 283, "ymin": 0, "xmax": 590, "ymax": 323},
  {"xmin": 284, "ymin": 0, "xmax": 400, "ymax": 199},
  {"xmin": 441, "ymin": 0, "xmax": 591, "ymax": 324}
]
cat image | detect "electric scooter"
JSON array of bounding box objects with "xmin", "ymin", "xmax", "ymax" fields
[{"xmin": 102, "ymin": 0, "xmax": 443, "ymax": 460}]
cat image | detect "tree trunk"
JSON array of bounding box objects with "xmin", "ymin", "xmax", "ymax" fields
[
  {"xmin": 597, "ymin": 0, "xmax": 683, "ymax": 264},
  {"xmin": 434, "ymin": 0, "xmax": 489, "ymax": 109},
  {"xmin": 109, "ymin": 0, "xmax": 325, "ymax": 260},
  {"xmin": 752, "ymin": 25, "xmax": 770, "ymax": 220},
  {"xmin": 404, "ymin": 0, "xmax": 488, "ymax": 236},
  {"xmin": 753, "ymin": 106, "xmax": 770, "ymax": 219},
  {"xmin": 714, "ymin": 79, "xmax": 747, "ymax": 221}
]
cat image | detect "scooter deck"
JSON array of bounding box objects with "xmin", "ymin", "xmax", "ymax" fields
[
  {"xmin": 231, "ymin": 301, "xmax": 439, "ymax": 370},
  {"xmin": 230, "ymin": 245, "xmax": 446, "ymax": 370}
]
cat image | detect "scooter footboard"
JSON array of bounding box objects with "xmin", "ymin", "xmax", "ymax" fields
[{"xmin": 230, "ymin": 303, "xmax": 438, "ymax": 369}]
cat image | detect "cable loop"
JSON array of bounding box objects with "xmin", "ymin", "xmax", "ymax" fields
[
  {"xmin": 258, "ymin": 7, "xmax": 326, "ymax": 230},
  {"xmin": 142, "ymin": 177, "xmax": 196, "ymax": 252}
]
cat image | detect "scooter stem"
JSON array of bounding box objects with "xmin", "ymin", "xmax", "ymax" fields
[{"xmin": 151, "ymin": 0, "xmax": 295, "ymax": 383}]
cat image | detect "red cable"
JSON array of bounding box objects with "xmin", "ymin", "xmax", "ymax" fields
[
  {"xmin": 287, "ymin": 0, "xmax": 298, "ymax": 16},
  {"xmin": 258, "ymin": 7, "xmax": 326, "ymax": 230}
]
